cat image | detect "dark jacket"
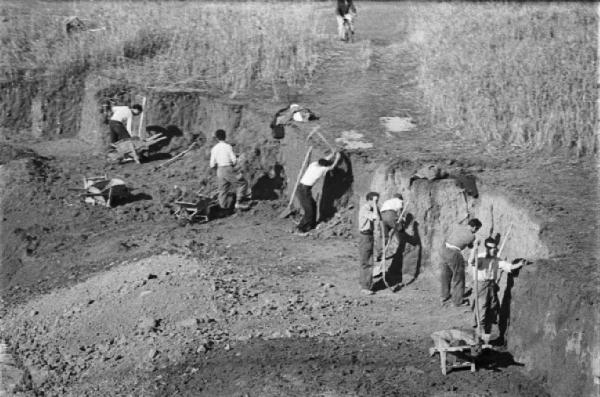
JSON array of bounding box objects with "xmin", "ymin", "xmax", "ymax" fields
[{"xmin": 336, "ymin": 0, "xmax": 356, "ymax": 16}]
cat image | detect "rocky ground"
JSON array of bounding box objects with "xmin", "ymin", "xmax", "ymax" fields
[{"xmin": 1, "ymin": 193, "xmax": 549, "ymax": 396}]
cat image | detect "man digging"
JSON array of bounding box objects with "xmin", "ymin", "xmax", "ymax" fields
[
  {"xmin": 209, "ymin": 129, "xmax": 250, "ymax": 212},
  {"xmin": 379, "ymin": 193, "xmax": 405, "ymax": 252},
  {"xmin": 108, "ymin": 103, "xmax": 143, "ymax": 144},
  {"xmin": 357, "ymin": 191, "xmax": 381, "ymax": 295},
  {"xmin": 440, "ymin": 218, "xmax": 482, "ymax": 307},
  {"xmin": 294, "ymin": 151, "xmax": 341, "ymax": 235},
  {"xmin": 469, "ymin": 237, "xmax": 526, "ymax": 343}
]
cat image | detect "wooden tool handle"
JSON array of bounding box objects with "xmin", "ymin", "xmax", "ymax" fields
[
  {"xmin": 473, "ymin": 241, "xmax": 482, "ymax": 339},
  {"xmin": 286, "ymin": 146, "xmax": 313, "ymax": 209}
]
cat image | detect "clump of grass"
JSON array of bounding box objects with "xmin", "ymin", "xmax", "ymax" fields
[
  {"xmin": 406, "ymin": 3, "xmax": 597, "ymax": 156},
  {"xmin": 0, "ymin": 1, "xmax": 322, "ymax": 95}
]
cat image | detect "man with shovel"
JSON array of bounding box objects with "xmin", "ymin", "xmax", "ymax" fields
[
  {"xmin": 379, "ymin": 193, "xmax": 405, "ymax": 250},
  {"xmin": 469, "ymin": 237, "xmax": 526, "ymax": 343},
  {"xmin": 358, "ymin": 191, "xmax": 381, "ymax": 295},
  {"xmin": 440, "ymin": 218, "xmax": 482, "ymax": 307},
  {"xmin": 295, "ymin": 151, "xmax": 341, "ymax": 234},
  {"xmin": 209, "ymin": 129, "xmax": 250, "ymax": 211},
  {"xmin": 107, "ymin": 103, "xmax": 143, "ymax": 143}
]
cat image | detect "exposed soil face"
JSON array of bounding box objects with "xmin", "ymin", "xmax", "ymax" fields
[{"xmin": 0, "ymin": 4, "xmax": 598, "ymax": 397}]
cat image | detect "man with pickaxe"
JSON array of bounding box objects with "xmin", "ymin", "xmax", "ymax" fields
[{"xmin": 295, "ymin": 151, "xmax": 341, "ymax": 234}]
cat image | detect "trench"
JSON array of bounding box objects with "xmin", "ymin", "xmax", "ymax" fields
[
  {"xmin": 0, "ymin": 71, "xmax": 598, "ymax": 396},
  {"xmin": 352, "ymin": 160, "xmax": 597, "ymax": 397}
]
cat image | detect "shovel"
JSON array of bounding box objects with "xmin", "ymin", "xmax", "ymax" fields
[{"xmin": 278, "ymin": 146, "xmax": 313, "ymax": 219}]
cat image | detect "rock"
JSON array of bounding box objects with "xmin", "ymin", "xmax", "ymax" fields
[
  {"xmin": 28, "ymin": 365, "xmax": 50, "ymax": 387},
  {"xmin": 175, "ymin": 318, "xmax": 200, "ymax": 329},
  {"xmin": 139, "ymin": 290, "xmax": 152, "ymax": 297},
  {"xmin": 196, "ymin": 345, "xmax": 207, "ymax": 353},
  {"xmin": 138, "ymin": 317, "xmax": 159, "ymax": 333},
  {"xmin": 148, "ymin": 349, "xmax": 159, "ymax": 360},
  {"xmin": 147, "ymin": 274, "xmax": 158, "ymax": 280},
  {"xmin": 29, "ymin": 310, "xmax": 38, "ymax": 317}
]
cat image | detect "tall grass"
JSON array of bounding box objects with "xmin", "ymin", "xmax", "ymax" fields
[
  {"xmin": 406, "ymin": 3, "xmax": 597, "ymax": 156},
  {"xmin": 0, "ymin": 1, "xmax": 322, "ymax": 94}
]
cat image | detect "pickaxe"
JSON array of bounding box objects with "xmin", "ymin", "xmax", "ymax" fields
[{"xmin": 305, "ymin": 125, "xmax": 335, "ymax": 153}]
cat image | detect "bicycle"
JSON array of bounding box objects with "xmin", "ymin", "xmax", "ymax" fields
[{"xmin": 342, "ymin": 13, "xmax": 355, "ymax": 43}]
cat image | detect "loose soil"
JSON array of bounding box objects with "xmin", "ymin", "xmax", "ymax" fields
[{"xmin": 1, "ymin": 3, "xmax": 597, "ymax": 397}]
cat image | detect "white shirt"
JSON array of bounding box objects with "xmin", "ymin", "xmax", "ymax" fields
[
  {"xmin": 470, "ymin": 252, "xmax": 522, "ymax": 281},
  {"xmin": 358, "ymin": 203, "xmax": 379, "ymax": 232},
  {"xmin": 300, "ymin": 162, "xmax": 329, "ymax": 187},
  {"xmin": 381, "ymin": 197, "xmax": 403, "ymax": 213},
  {"xmin": 210, "ymin": 142, "xmax": 237, "ymax": 168},
  {"xmin": 110, "ymin": 106, "xmax": 133, "ymax": 134}
]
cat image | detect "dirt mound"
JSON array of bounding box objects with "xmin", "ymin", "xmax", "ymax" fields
[
  {"xmin": 0, "ymin": 147, "xmax": 61, "ymax": 292},
  {"xmin": 0, "ymin": 142, "xmax": 39, "ymax": 164}
]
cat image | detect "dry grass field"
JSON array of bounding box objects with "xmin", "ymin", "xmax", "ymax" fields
[
  {"xmin": 0, "ymin": 1, "xmax": 323, "ymax": 93},
  {"xmin": 404, "ymin": 2, "xmax": 597, "ymax": 155},
  {"xmin": 1, "ymin": 1, "xmax": 595, "ymax": 154}
]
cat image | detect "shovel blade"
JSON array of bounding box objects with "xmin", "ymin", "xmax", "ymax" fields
[{"xmin": 278, "ymin": 207, "xmax": 293, "ymax": 219}]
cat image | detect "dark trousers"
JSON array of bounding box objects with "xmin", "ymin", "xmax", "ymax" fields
[
  {"xmin": 472, "ymin": 280, "xmax": 499, "ymax": 334},
  {"xmin": 440, "ymin": 246, "xmax": 465, "ymax": 306},
  {"xmin": 296, "ymin": 184, "xmax": 316, "ymax": 232},
  {"xmin": 216, "ymin": 166, "xmax": 248, "ymax": 209},
  {"xmin": 359, "ymin": 232, "xmax": 374, "ymax": 290},
  {"xmin": 109, "ymin": 120, "xmax": 130, "ymax": 143}
]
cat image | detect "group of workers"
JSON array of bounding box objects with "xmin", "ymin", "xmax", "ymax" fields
[
  {"xmin": 358, "ymin": 191, "xmax": 526, "ymax": 343},
  {"xmin": 107, "ymin": 100, "xmax": 527, "ymax": 346},
  {"xmin": 104, "ymin": 0, "xmax": 524, "ymax": 345}
]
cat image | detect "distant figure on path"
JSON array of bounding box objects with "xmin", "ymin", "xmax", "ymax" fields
[
  {"xmin": 336, "ymin": 0, "xmax": 357, "ymax": 41},
  {"xmin": 440, "ymin": 218, "xmax": 482, "ymax": 307},
  {"xmin": 108, "ymin": 104, "xmax": 143, "ymax": 143},
  {"xmin": 209, "ymin": 129, "xmax": 250, "ymax": 211}
]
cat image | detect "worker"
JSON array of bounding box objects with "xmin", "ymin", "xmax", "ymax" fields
[
  {"xmin": 469, "ymin": 237, "xmax": 526, "ymax": 342},
  {"xmin": 209, "ymin": 129, "xmax": 249, "ymax": 211},
  {"xmin": 336, "ymin": 0, "xmax": 357, "ymax": 41},
  {"xmin": 108, "ymin": 104, "xmax": 143, "ymax": 143},
  {"xmin": 270, "ymin": 104, "xmax": 317, "ymax": 139},
  {"xmin": 295, "ymin": 152, "xmax": 341, "ymax": 234},
  {"xmin": 440, "ymin": 218, "xmax": 482, "ymax": 307},
  {"xmin": 358, "ymin": 191, "xmax": 381, "ymax": 295},
  {"xmin": 380, "ymin": 193, "xmax": 404, "ymax": 247}
]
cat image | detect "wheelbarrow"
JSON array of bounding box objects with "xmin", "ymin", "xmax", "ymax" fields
[
  {"xmin": 107, "ymin": 133, "xmax": 167, "ymax": 164},
  {"xmin": 71, "ymin": 175, "xmax": 130, "ymax": 207},
  {"xmin": 173, "ymin": 194, "xmax": 219, "ymax": 226}
]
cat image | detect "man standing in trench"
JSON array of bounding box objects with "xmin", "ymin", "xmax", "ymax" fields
[
  {"xmin": 295, "ymin": 152, "xmax": 341, "ymax": 234},
  {"xmin": 440, "ymin": 218, "xmax": 482, "ymax": 307},
  {"xmin": 358, "ymin": 191, "xmax": 381, "ymax": 295},
  {"xmin": 469, "ymin": 237, "xmax": 526, "ymax": 342},
  {"xmin": 379, "ymin": 193, "xmax": 404, "ymax": 250},
  {"xmin": 209, "ymin": 129, "xmax": 250, "ymax": 211},
  {"xmin": 108, "ymin": 103, "xmax": 143, "ymax": 143}
]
